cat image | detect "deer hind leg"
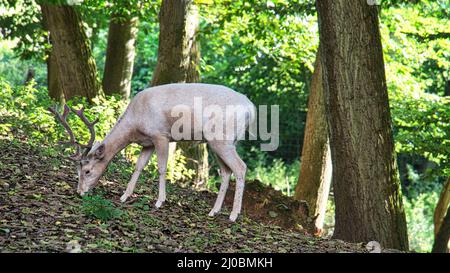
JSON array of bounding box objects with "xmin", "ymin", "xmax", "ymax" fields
[
  {"xmin": 153, "ymin": 136, "xmax": 169, "ymax": 208},
  {"xmin": 209, "ymin": 141, "xmax": 246, "ymax": 222},
  {"xmin": 208, "ymin": 155, "xmax": 231, "ymax": 217},
  {"xmin": 120, "ymin": 146, "xmax": 154, "ymax": 203}
]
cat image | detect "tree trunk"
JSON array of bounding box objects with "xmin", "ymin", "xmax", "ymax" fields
[
  {"xmin": 41, "ymin": 7, "xmax": 63, "ymax": 103},
  {"xmin": 294, "ymin": 51, "xmax": 332, "ymax": 234},
  {"xmin": 151, "ymin": 0, "xmax": 199, "ymax": 85},
  {"xmin": 23, "ymin": 68, "xmax": 35, "ymax": 85},
  {"xmin": 151, "ymin": 0, "xmax": 208, "ymax": 187},
  {"xmin": 47, "ymin": 51, "xmax": 64, "ymax": 103},
  {"xmin": 434, "ymin": 179, "xmax": 450, "ymax": 235},
  {"xmin": 102, "ymin": 14, "xmax": 138, "ymax": 99},
  {"xmin": 432, "ymin": 205, "xmax": 450, "ymax": 253},
  {"xmin": 444, "ymin": 80, "xmax": 450, "ymax": 97},
  {"xmin": 317, "ymin": 0, "xmax": 409, "ymax": 250},
  {"xmin": 40, "ymin": 4, "xmax": 102, "ymax": 101},
  {"xmin": 433, "ymin": 178, "xmax": 450, "ymax": 252},
  {"xmin": 186, "ymin": 29, "xmax": 200, "ymax": 83}
]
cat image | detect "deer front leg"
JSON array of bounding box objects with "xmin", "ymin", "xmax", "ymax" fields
[
  {"xmin": 209, "ymin": 157, "xmax": 231, "ymax": 217},
  {"xmin": 153, "ymin": 136, "xmax": 169, "ymax": 208},
  {"xmin": 120, "ymin": 146, "xmax": 154, "ymax": 203}
]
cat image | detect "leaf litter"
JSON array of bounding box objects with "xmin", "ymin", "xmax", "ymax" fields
[{"xmin": 0, "ymin": 139, "xmax": 368, "ymax": 253}]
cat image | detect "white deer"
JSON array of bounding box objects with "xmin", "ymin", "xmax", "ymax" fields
[{"xmin": 49, "ymin": 83, "xmax": 256, "ymax": 221}]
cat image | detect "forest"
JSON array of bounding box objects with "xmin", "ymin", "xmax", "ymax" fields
[{"xmin": 0, "ymin": 0, "xmax": 449, "ymax": 254}]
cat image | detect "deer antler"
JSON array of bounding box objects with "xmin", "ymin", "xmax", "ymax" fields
[
  {"xmin": 48, "ymin": 104, "xmax": 99, "ymax": 160},
  {"xmin": 70, "ymin": 106, "xmax": 99, "ymax": 149}
]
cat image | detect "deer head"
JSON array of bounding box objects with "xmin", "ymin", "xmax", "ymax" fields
[{"xmin": 49, "ymin": 105, "xmax": 107, "ymax": 195}]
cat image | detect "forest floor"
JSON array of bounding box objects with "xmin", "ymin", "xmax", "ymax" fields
[{"xmin": 0, "ymin": 138, "xmax": 370, "ymax": 253}]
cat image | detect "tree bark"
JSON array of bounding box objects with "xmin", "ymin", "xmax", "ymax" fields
[
  {"xmin": 151, "ymin": 0, "xmax": 208, "ymax": 186},
  {"xmin": 102, "ymin": 14, "xmax": 138, "ymax": 99},
  {"xmin": 433, "ymin": 178, "xmax": 450, "ymax": 252},
  {"xmin": 432, "ymin": 205, "xmax": 450, "ymax": 253},
  {"xmin": 317, "ymin": 0, "xmax": 409, "ymax": 250},
  {"xmin": 434, "ymin": 179, "xmax": 450, "ymax": 235},
  {"xmin": 41, "ymin": 6, "xmax": 63, "ymax": 102},
  {"xmin": 47, "ymin": 51, "xmax": 64, "ymax": 103},
  {"xmin": 294, "ymin": 51, "xmax": 332, "ymax": 234},
  {"xmin": 40, "ymin": 4, "xmax": 102, "ymax": 101},
  {"xmin": 445, "ymin": 80, "xmax": 450, "ymax": 97},
  {"xmin": 151, "ymin": 0, "xmax": 199, "ymax": 85}
]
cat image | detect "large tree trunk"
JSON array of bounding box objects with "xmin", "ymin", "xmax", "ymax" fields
[
  {"xmin": 151, "ymin": 0, "xmax": 199, "ymax": 85},
  {"xmin": 432, "ymin": 205, "xmax": 450, "ymax": 253},
  {"xmin": 432, "ymin": 178, "xmax": 450, "ymax": 252},
  {"xmin": 294, "ymin": 51, "xmax": 332, "ymax": 234},
  {"xmin": 41, "ymin": 7, "xmax": 63, "ymax": 103},
  {"xmin": 102, "ymin": 14, "xmax": 138, "ymax": 99},
  {"xmin": 434, "ymin": 179, "xmax": 450, "ymax": 235},
  {"xmin": 47, "ymin": 51, "xmax": 64, "ymax": 103},
  {"xmin": 151, "ymin": 0, "xmax": 208, "ymax": 187},
  {"xmin": 40, "ymin": 4, "xmax": 102, "ymax": 101},
  {"xmin": 317, "ymin": 0, "xmax": 409, "ymax": 250}
]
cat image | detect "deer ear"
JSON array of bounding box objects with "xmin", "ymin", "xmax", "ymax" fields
[{"xmin": 94, "ymin": 143, "xmax": 105, "ymax": 159}]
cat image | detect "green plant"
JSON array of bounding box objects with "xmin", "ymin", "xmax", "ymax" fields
[
  {"xmin": 166, "ymin": 149, "xmax": 196, "ymax": 182},
  {"xmin": 0, "ymin": 41, "xmax": 47, "ymax": 86},
  {"xmin": 81, "ymin": 193, "xmax": 123, "ymax": 221},
  {"xmin": 237, "ymin": 147, "xmax": 299, "ymax": 196},
  {"xmin": 400, "ymin": 164, "xmax": 443, "ymax": 252},
  {"xmin": 403, "ymin": 192, "xmax": 439, "ymax": 253}
]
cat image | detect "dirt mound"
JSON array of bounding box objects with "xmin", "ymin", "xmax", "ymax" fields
[{"xmin": 223, "ymin": 180, "xmax": 316, "ymax": 234}]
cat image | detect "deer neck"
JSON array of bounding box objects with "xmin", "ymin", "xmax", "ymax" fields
[{"xmin": 102, "ymin": 119, "xmax": 133, "ymax": 162}]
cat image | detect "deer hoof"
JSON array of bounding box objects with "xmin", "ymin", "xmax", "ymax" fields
[
  {"xmin": 155, "ymin": 200, "xmax": 164, "ymax": 208},
  {"xmin": 120, "ymin": 193, "xmax": 129, "ymax": 203},
  {"xmin": 229, "ymin": 212, "xmax": 239, "ymax": 222},
  {"xmin": 208, "ymin": 209, "xmax": 217, "ymax": 217}
]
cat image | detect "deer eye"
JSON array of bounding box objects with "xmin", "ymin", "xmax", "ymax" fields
[{"xmin": 85, "ymin": 170, "xmax": 91, "ymax": 175}]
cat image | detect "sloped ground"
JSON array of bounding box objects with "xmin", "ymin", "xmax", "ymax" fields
[{"xmin": 0, "ymin": 139, "xmax": 368, "ymax": 253}]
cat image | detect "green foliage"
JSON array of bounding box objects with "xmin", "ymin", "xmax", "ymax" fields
[
  {"xmin": 82, "ymin": 0, "xmax": 158, "ymax": 21},
  {"xmin": 167, "ymin": 149, "xmax": 196, "ymax": 182},
  {"xmin": 400, "ymin": 164, "xmax": 442, "ymax": 252},
  {"xmin": 0, "ymin": 0, "xmax": 47, "ymax": 60},
  {"xmin": 0, "ymin": 75, "xmax": 128, "ymax": 146},
  {"xmin": 0, "ymin": 78, "xmax": 55, "ymax": 142},
  {"xmin": 380, "ymin": 5, "xmax": 450, "ymax": 177},
  {"xmin": 206, "ymin": 146, "xmax": 299, "ymax": 196},
  {"xmin": 132, "ymin": 195, "xmax": 151, "ymax": 211},
  {"xmin": 0, "ymin": 40, "xmax": 47, "ymax": 86},
  {"xmin": 391, "ymin": 94, "xmax": 449, "ymax": 176},
  {"xmin": 222, "ymin": 146, "xmax": 300, "ymax": 196},
  {"xmin": 242, "ymin": 147, "xmax": 299, "ymax": 196},
  {"xmin": 201, "ymin": 0, "xmax": 318, "ymax": 160},
  {"xmin": 131, "ymin": 18, "xmax": 159, "ymax": 94},
  {"xmin": 404, "ymin": 192, "xmax": 439, "ymax": 253},
  {"xmin": 81, "ymin": 193, "xmax": 123, "ymax": 221}
]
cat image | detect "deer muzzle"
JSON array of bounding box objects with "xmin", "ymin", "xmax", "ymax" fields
[{"xmin": 77, "ymin": 183, "xmax": 88, "ymax": 196}]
